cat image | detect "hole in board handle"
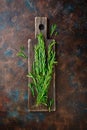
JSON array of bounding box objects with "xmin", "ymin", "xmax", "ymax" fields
[{"xmin": 39, "ymin": 24, "xmax": 44, "ymax": 30}]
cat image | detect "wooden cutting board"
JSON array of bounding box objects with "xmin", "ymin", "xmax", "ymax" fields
[{"xmin": 28, "ymin": 17, "xmax": 56, "ymax": 111}]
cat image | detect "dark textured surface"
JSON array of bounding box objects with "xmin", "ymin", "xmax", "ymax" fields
[{"xmin": 0, "ymin": 0, "xmax": 87, "ymax": 129}]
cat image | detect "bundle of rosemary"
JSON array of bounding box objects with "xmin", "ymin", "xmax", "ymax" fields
[
  {"xmin": 17, "ymin": 24, "xmax": 58, "ymax": 111},
  {"xmin": 27, "ymin": 33, "xmax": 57, "ymax": 110}
]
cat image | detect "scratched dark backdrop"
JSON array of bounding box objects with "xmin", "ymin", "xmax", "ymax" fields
[{"xmin": 0, "ymin": 0, "xmax": 87, "ymax": 130}]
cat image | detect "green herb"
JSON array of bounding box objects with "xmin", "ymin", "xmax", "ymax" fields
[
  {"xmin": 50, "ymin": 24, "xmax": 57, "ymax": 36},
  {"xmin": 27, "ymin": 33, "xmax": 57, "ymax": 109},
  {"xmin": 20, "ymin": 46, "xmax": 25, "ymax": 51},
  {"xmin": 54, "ymin": 31, "xmax": 58, "ymax": 36},
  {"xmin": 17, "ymin": 46, "xmax": 28, "ymax": 59},
  {"xmin": 48, "ymin": 99, "xmax": 54, "ymax": 112}
]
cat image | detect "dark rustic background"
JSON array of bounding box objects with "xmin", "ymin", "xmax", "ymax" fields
[{"xmin": 0, "ymin": 0, "xmax": 87, "ymax": 130}]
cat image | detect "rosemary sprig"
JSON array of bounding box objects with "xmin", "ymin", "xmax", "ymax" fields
[
  {"xmin": 50, "ymin": 24, "xmax": 57, "ymax": 36},
  {"xmin": 17, "ymin": 46, "xmax": 28, "ymax": 59},
  {"xmin": 48, "ymin": 99, "xmax": 54, "ymax": 112}
]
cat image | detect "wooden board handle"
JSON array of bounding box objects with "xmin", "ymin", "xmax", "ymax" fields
[{"xmin": 35, "ymin": 17, "xmax": 47, "ymax": 39}]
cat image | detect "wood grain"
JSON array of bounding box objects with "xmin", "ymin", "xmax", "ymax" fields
[{"xmin": 35, "ymin": 17, "xmax": 47, "ymax": 39}]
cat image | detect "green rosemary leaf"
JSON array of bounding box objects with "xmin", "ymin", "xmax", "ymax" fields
[
  {"xmin": 28, "ymin": 83, "xmax": 35, "ymax": 97},
  {"xmin": 50, "ymin": 24, "xmax": 57, "ymax": 36},
  {"xmin": 17, "ymin": 51, "xmax": 28, "ymax": 59},
  {"xmin": 20, "ymin": 46, "xmax": 25, "ymax": 51},
  {"xmin": 54, "ymin": 31, "xmax": 58, "ymax": 36},
  {"xmin": 17, "ymin": 46, "xmax": 28, "ymax": 59},
  {"xmin": 48, "ymin": 99, "xmax": 54, "ymax": 112},
  {"xmin": 27, "ymin": 73, "xmax": 36, "ymax": 86}
]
